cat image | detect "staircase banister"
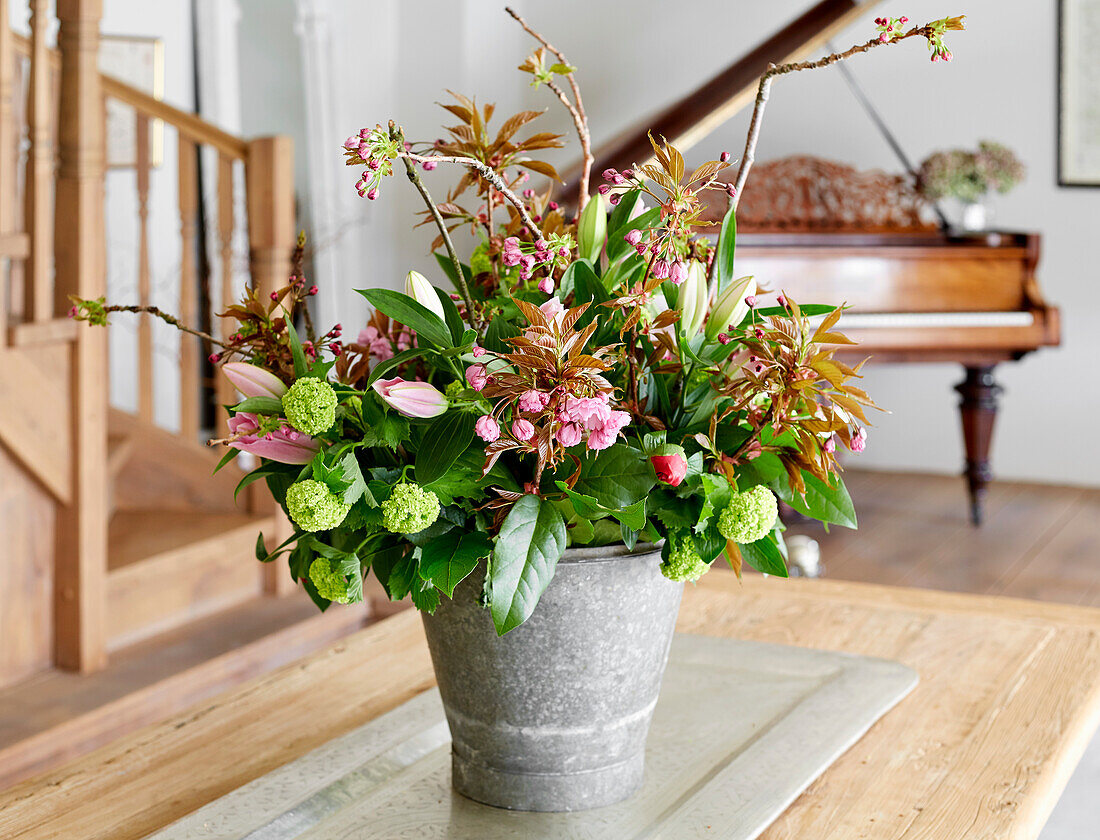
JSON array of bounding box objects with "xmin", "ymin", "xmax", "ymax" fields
[{"xmin": 10, "ymin": 31, "xmax": 247, "ymax": 159}]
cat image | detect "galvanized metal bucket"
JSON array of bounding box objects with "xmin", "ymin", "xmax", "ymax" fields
[{"xmin": 420, "ymin": 542, "xmax": 683, "ymax": 812}]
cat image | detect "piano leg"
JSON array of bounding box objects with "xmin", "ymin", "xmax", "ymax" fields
[{"xmin": 955, "ymin": 365, "xmax": 1003, "ymax": 526}]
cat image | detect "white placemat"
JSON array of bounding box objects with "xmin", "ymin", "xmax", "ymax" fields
[{"xmin": 149, "ymin": 633, "xmax": 917, "ymax": 840}]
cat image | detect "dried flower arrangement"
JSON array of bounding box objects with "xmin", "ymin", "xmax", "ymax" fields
[
  {"xmin": 918, "ymin": 140, "xmax": 1025, "ymax": 203},
  {"xmin": 73, "ymin": 10, "xmax": 963, "ymax": 633}
]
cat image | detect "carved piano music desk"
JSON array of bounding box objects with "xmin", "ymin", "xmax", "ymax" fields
[{"xmin": 707, "ymin": 157, "xmax": 1061, "ymax": 525}]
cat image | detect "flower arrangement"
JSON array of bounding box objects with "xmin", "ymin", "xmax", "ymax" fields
[
  {"xmin": 918, "ymin": 140, "xmax": 1025, "ymax": 203},
  {"xmin": 73, "ymin": 10, "xmax": 962, "ymax": 634}
]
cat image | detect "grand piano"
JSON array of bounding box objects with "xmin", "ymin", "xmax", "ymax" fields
[{"xmin": 561, "ymin": 0, "xmax": 1061, "ymax": 525}]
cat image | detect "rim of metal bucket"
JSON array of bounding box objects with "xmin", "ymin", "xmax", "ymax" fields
[{"xmin": 560, "ymin": 541, "xmax": 665, "ymax": 565}]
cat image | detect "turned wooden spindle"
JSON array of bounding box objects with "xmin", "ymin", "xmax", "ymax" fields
[
  {"xmin": 956, "ymin": 365, "xmax": 1003, "ymax": 527},
  {"xmin": 136, "ymin": 113, "xmax": 154, "ymax": 422},
  {"xmin": 178, "ymin": 135, "xmax": 200, "ymax": 440}
]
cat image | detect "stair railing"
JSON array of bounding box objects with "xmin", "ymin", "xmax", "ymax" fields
[{"xmin": 1, "ymin": 0, "xmax": 296, "ymax": 672}]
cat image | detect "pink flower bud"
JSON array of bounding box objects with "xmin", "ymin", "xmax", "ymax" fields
[
  {"xmin": 602, "ymin": 168, "xmax": 618, "ymax": 180},
  {"xmin": 622, "ymin": 168, "xmax": 634, "ymax": 178},
  {"xmin": 652, "ymin": 259, "xmax": 671, "ymax": 280},
  {"xmin": 471, "ymin": 345, "xmax": 486, "ymax": 358},
  {"xmin": 597, "ymin": 184, "xmax": 610, "ymax": 195},
  {"xmin": 366, "ymin": 188, "xmax": 378, "ymax": 200},
  {"xmin": 669, "ymin": 261, "xmax": 688, "ymax": 285},
  {"xmin": 465, "ymin": 364, "xmax": 489, "ymax": 391},
  {"xmin": 422, "ymin": 160, "xmax": 437, "ymax": 171},
  {"xmin": 475, "ymin": 415, "xmax": 500, "ymax": 442},
  {"xmin": 776, "ymin": 294, "xmax": 787, "ymax": 308},
  {"xmin": 624, "ymin": 229, "xmax": 642, "ymax": 246},
  {"xmin": 512, "ymin": 418, "xmax": 535, "ymax": 441},
  {"xmin": 309, "ymin": 285, "xmax": 319, "ymax": 296},
  {"xmin": 522, "ymin": 188, "xmax": 535, "ymax": 199},
  {"xmin": 851, "ymin": 427, "xmax": 867, "ymax": 453},
  {"xmin": 720, "ymin": 151, "xmax": 731, "ymax": 162},
  {"xmin": 209, "ymin": 353, "xmax": 221, "ymax": 363},
  {"xmin": 538, "ymin": 277, "xmax": 555, "ymax": 294},
  {"xmin": 556, "ymin": 422, "xmax": 583, "ymax": 447},
  {"xmin": 824, "ymin": 436, "xmax": 836, "ymax": 454},
  {"xmin": 221, "ymin": 362, "xmax": 288, "ymax": 399},
  {"xmin": 609, "ymin": 193, "xmax": 621, "ymax": 206},
  {"xmin": 650, "ymin": 453, "xmax": 688, "ymax": 486},
  {"xmin": 745, "ymin": 295, "xmax": 757, "ymax": 307},
  {"xmin": 717, "ymin": 333, "xmax": 731, "ymax": 345},
  {"xmin": 344, "ymin": 137, "xmax": 358, "ymax": 149},
  {"xmin": 68, "ymin": 305, "xmax": 78, "ymax": 318},
  {"xmin": 725, "ymin": 183, "xmax": 738, "ymax": 198},
  {"xmin": 372, "ymin": 377, "xmax": 448, "ymax": 418},
  {"xmin": 549, "ymin": 201, "xmax": 559, "ymax": 210},
  {"xmin": 270, "ymin": 292, "xmax": 280, "ymax": 301}
]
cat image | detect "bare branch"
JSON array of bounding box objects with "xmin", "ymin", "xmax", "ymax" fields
[
  {"xmin": 505, "ymin": 6, "xmax": 593, "ymax": 210},
  {"xmin": 398, "ymin": 150, "xmax": 542, "ymax": 234},
  {"xmin": 731, "ymin": 26, "xmax": 935, "ymax": 211},
  {"xmin": 389, "ymin": 124, "xmax": 478, "ymax": 326}
]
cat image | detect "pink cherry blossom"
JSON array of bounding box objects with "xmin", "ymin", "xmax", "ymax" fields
[
  {"xmin": 512, "ymin": 418, "xmax": 535, "ymax": 441},
  {"xmin": 851, "ymin": 426, "xmax": 867, "ymax": 453},
  {"xmin": 475, "ymin": 415, "xmax": 501, "ymax": 442},
  {"xmin": 585, "ymin": 409, "xmax": 631, "ymax": 451},
  {"xmin": 465, "ymin": 364, "xmax": 489, "ymax": 391},
  {"xmin": 539, "ymin": 296, "xmax": 566, "ymax": 323},
  {"xmin": 518, "ymin": 390, "xmax": 551, "ymax": 413},
  {"xmin": 556, "ymin": 422, "xmax": 583, "ymax": 447}
]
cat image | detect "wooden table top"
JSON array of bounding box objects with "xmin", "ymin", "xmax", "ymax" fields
[{"xmin": 3, "ymin": 575, "xmax": 1100, "ymax": 840}]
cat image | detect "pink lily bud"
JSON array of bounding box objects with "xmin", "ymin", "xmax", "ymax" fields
[
  {"xmin": 371, "ymin": 376, "xmax": 447, "ymax": 418},
  {"xmin": 227, "ymin": 413, "xmax": 319, "ymax": 464},
  {"xmin": 222, "ymin": 362, "xmax": 289, "ymax": 399}
]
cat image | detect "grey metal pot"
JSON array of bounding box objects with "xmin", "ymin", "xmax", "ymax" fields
[{"xmin": 420, "ymin": 542, "xmax": 683, "ymax": 812}]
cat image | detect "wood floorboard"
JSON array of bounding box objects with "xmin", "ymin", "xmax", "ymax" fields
[{"xmin": 789, "ymin": 469, "xmax": 1100, "ymax": 608}]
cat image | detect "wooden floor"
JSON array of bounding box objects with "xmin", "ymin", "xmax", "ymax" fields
[
  {"xmin": 785, "ymin": 469, "xmax": 1100, "ymax": 607},
  {"xmin": 0, "ymin": 592, "xmax": 368, "ymax": 789}
]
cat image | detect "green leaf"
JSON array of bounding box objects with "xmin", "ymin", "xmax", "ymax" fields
[
  {"xmin": 286, "ymin": 319, "xmax": 308, "ymax": 378},
  {"xmin": 714, "ymin": 206, "xmax": 737, "ymax": 295},
  {"xmin": 410, "ymin": 578, "xmax": 441, "ymax": 613},
  {"xmin": 696, "ymin": 473, "xmax": 733, "ymax": 534},
  {"xmin": 614, "ymin": 498, "xmax": 647, "ymax": 531},
  {"xmin": 233, "ymin": 395, "xmax": 283, "ymax": 416},
  {"xmin": 434, "ymin": 251, "xmax": 473, "ymax": 294},
  {"xmin": 489, "ymin": 495, "xmax": 566, "ymax": 634},
  {"xmin": 365, "ymin": 348, "xmax": 426, "ymax": 388},
  {"xmin": 606, "ymin": 188, "xmax": 641, "ymax": 236},
  {"xmin": 433, "ymin": 285, "xmax": 466, "ymax": 344},
  {"xmin": 212, "ymin": 448, "xmax": 239, "ymax": 475},
  {"xmin": 419, "ymin": 530, "xmax": 492, "ymax": 597},
  {"xmin": 573, "ymin": 444, "xmax": 655, "ymax": 510},
  {"xmin": 606, "ymin": 207, "xmax": 660, "ymax": 262},
  {"xmin": 740, "ymin": 534, "xmax": 788, "ymax": 577},
  {"xmin": 357, "ymin": 288, "xmax": 453, "ymax": 349},
  {"xmin": 577, "ymin": 196, "xmax": 607, "ymax": 263},
  {"xmin": 415, "ymin": 411, "xmax": 475, "ymax": 486},
  {"xmin": 483, "ymin": 317, "xmax": 521, "ymax": 355},
  {"xmin": 747, "ymin": 454, "xmax": 857, "ymax": 529},
  {"xmin": 360, "ymin": 396, "xmax": 411, "ymax": 450}
]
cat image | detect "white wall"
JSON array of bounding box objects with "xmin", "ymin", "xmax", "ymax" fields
[{"xmin": 68, "ymin": 0, "xmax": 1096, "ymax": 485}]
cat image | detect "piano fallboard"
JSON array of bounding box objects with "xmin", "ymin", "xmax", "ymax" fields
[{"xmin": 730, "ymin": 230, "xmax": 1060, "ymax": 365}]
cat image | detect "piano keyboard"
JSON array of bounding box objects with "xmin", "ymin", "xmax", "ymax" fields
[{"xmin": 835, "ymin": 311, "xmax": 1036, "ymax": 329}]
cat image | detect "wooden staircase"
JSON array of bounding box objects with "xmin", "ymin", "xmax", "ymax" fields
[{"xmin": 0, "ymin": 0, "xmax": 371, "ymax": 788}]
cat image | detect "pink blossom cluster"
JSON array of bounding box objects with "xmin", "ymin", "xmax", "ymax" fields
[
  {"xmin": 344, "ymin": 127, "xmax": 398, "ymax": 199},
  {"xmin": 501, "ymin": 234, "xmax": 574, "ymax": 293},
  {"xmin": 557, "ymin": 394, "xmax": 631, "ymax": 451},
  {"xmin": 874, "ymin": 16, "xmax": 908, "ymax": 43},
  {"xmin": 621, "ymin": 228, "xmax": 691, "ymax": 285},
  {"xmin": 357, "ymin": 324, "xmax": 412, "ymax": 362}
]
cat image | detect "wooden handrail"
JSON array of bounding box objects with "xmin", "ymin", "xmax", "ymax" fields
[{"xmin": 10, "ymin": 31, "xmax": 247, "ymax": 159}]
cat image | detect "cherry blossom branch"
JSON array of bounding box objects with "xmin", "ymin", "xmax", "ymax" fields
[
  {"xmin": 731, "ymin": 24, "xmax": 941, "ymax": 210},
  {"xmin": 389, "ymin": 124, "xmax": 477, "ymax": 323},
  {"xmin": 505, "ymin": 6, "xmax": 593, "ymax": 210},
  {"xmin": 398, "ymin": 151, "xmax": 541, "ymax": 234},
  {"xmin": 92, "ymin": 304, "xmax": 228, "ymax": 348}
]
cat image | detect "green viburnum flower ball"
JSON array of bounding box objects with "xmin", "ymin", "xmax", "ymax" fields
[
  {"xmin": 381, "ymin": 482, "xmax": 440, "ymax": 534},
  {"xmin": 660, "ymin": 536, "xmax": 709, "ymax": 583},
  {"xmin": 286, "ymin": 479, "xmax": 351, "ymax": 532},
  {"xmin": 281, "ymin": 377, "xmax": 337, "ymax": 435},
  {"xmin": 718, "ymin": 485, "xmax": 779, "ymax": 544},
  {"xmin": 308, "ymin": 557, "xmax": 351, "ymax": 604},
  {"xmin": 444, "ymin": 380, "xmax": 465, "ymax": 404}
]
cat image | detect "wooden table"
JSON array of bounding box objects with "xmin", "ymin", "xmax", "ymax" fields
[{"xmin": 3, "ymin": 575, "xmax": 1100, "ymax": 840}]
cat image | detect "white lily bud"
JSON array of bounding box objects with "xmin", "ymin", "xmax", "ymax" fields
[
  {"xmin": 676, "ymin": 261, "xmax": 709, "ymax": 337},
  {"xmin": 705, "ymin": 275, "xmax": 756, "ymax": 340},
  {"xmin": 404, "ymin": 270, "xmax": 446, "ymax": 321}
]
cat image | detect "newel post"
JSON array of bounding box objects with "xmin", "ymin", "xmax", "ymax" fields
[
  {"xmin": 245, "ymin": 136, "xmax": 297, "ymax": 595},
  {"xmin": 53, "ymin": 0, "xmax": 107, "ymax": 671}
]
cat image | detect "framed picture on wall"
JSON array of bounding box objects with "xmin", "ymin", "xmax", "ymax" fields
[
  {"xmin": 99, "ymin": 35, "xmax": 164, "ymax": 169},
  {"xmin": 1058, "ymin": 0, "xmax": 1100, "ymax": 186}
]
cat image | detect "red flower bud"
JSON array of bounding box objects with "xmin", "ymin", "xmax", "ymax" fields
[{"xmin": 650, "ymin": 453, "xmax": 688, "ymax": 487}]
